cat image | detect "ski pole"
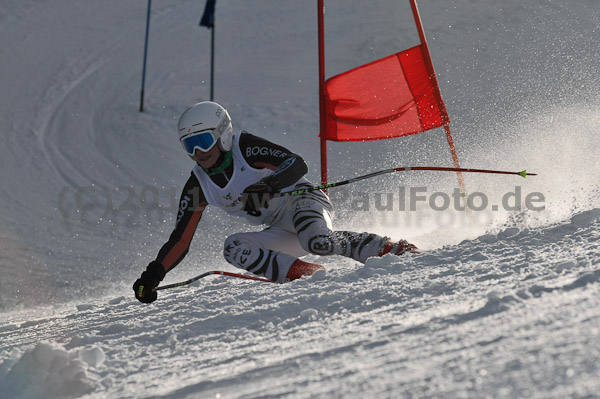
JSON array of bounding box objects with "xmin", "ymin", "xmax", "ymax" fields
[
  {"xmin": 155, "ymin": 270, "xmax": 274, "ymax": 291},
  {"xmin": 277, "ymin": 167, "xmax": 536, "ymax": 197}
]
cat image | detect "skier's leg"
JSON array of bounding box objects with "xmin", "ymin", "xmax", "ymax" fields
[
  {"xmin": 223, "ymin": 228, "xmax": 323, "ymax": 283},
  {"xmin": 290, "ymin": 189, "xmax": 416, "ymax": 263}
]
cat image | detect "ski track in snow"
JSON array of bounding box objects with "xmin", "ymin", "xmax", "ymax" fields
[{"xmin": 1, "ymin": 0, "xmax": 600, "ymax": 398}]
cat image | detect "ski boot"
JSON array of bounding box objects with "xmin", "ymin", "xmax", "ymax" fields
[
  {"xmin": 379, "ymin": 237, "xmax": 419, "ymax": 256},
  {"xmin": 286, "ymin": 259, "xmax": 325, "ymax": 282}
]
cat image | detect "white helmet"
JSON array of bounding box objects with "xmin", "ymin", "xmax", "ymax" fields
[{"xmin": 177, "ymin": 101, "xmax": 233, "ymax": 154}]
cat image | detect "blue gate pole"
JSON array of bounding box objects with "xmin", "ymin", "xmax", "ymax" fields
[
  {"xmin": 140, "ymin": 0, "xmax": 152, "ymax": 112},
  {"xmin": 209, "ymin": 19, "xmax": 215, "ymax": 101},
  {"xmin": 200, "ymin": 0, "xmax": 217, "ymax": 101}
]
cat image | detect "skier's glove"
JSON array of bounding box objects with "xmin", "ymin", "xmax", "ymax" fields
[
  {"xmin": 242, "ymin": 176, "xmax": 278, "ymax": 215},
  {"xmin": 133, "ymin": 261, "xmax": 166, "ymax": 304}
]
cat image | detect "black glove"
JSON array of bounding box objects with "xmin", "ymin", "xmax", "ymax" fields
[
  {"xmin": 133, "ymin": 261, "xmax": 166, "ymax": 303},
  {"xmin": 242, "ymin": 176, "xmax": 278, "ymax": 215}
]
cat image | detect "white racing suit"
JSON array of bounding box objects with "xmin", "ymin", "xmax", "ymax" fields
[{"xmin": 223, "ymin": 182, "xmax": 384, "ymax": 282}]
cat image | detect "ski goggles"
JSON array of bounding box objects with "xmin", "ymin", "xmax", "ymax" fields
[{"xmin": 180, "ymin": 130, "xmax": 217, "ymax": 155}]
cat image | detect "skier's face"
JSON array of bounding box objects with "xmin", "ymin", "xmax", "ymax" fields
[{"xmin": 190, "ymin": 145, "xmax": 221, "ymax": 168}]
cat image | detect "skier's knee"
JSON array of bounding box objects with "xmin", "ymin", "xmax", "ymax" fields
[
  {"xmin": 300, "ymin": 232, "xmax": 336, "ymax": 256},
  {"xmin": 223, "ymin": 233, "xmax": 249, "ymax": 265}
]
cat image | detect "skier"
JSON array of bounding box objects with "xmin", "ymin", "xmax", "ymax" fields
[{"xmin": 133, "ymin": 101, "xmax": 416, "ymax": 303}]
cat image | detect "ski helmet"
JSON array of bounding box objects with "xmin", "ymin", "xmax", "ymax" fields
[{"xmin": 177, "ymin": 101, "xmax": 233, "ymax": 154}]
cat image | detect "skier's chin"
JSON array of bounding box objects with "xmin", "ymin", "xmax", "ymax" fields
[
  {"xmin": 190, "ymin": 154, "xmax": 214, "ymax": 167},
  {"xmin": 195, "ymin": 158, "xmax": 217, "ymax": 168}
]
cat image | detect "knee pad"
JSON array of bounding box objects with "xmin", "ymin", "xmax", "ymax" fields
[
  {"xmin": 303, "ymin": 233, "xmax": 336, "ymax": 256},
  {"xmin": 223, "ymin": 234, "xmax": 253, "ymax": 265}
]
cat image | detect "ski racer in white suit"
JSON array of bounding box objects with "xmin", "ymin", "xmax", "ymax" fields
[{"xmin": 133, "ymin": 102, "xmax": 416, "ymax": 303}]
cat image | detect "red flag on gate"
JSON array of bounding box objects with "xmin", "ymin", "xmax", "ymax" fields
[{"xmin": 322, "ymin": 44, "xmax": 447, "ymax": 142}]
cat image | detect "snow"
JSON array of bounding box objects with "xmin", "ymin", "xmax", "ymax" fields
[
  {"xmin": 1, "ymin": 0, "xmax": 599, "ymax": 398},
  {"xmin": 0, "ymin": 342, "xmax": 101, "ymax": 398}
]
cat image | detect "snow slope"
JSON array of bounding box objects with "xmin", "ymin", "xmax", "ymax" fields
[
  {"xmin": 2, "ymin": 211, "xmax": 600, "ymax": 399},
  {"xmin": 1, "ymin": 0, "xmax": 599, "ymax": 398}
]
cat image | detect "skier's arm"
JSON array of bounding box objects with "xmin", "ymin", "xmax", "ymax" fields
[
  {"xmin": 239, "ymin": 132, "xmax": 308, "ymax": 191},
  {"xmin": 133, "ymin": 174, "xmax": 207, "ymax": 303},
  {"xmin": 155, "ymin": 174, "xmax": 207, "ymax": 272}
]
